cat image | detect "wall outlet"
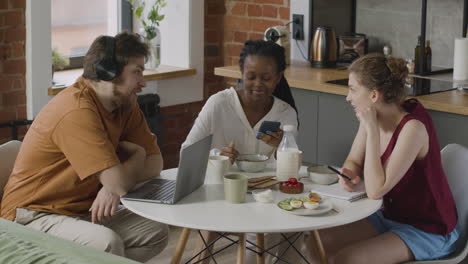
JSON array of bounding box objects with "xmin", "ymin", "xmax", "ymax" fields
[{"xmin": 292, "ymin": 14, "xmax": 304, "ymax": 40}]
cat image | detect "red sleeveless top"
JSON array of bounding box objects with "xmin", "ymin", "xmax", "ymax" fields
[{"xmin": 380, "ymin": 99, "xmax": 457, "ymax": 235}]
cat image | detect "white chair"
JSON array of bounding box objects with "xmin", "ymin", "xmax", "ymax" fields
[
  {"xmin": 0, "ymin": 140, "xmax": 21, "ymax": 201},
  {"xmin": 406, "ymin": 143, "xmax": 468, "ymax": 264}
]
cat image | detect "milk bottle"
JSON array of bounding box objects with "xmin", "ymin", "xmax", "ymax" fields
[{"xmin": 276, "ymin": 125, "xmax": 301, "ymax": 181}]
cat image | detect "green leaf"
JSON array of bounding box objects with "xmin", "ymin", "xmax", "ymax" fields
[{"xmin": 135, "ymin": 6, "xmax": 144, "ymax": 19}]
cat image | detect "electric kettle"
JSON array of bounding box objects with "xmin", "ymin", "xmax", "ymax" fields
[{"xmin": 310, "ymin": 26, "xmax": 337, "ymax": 68}]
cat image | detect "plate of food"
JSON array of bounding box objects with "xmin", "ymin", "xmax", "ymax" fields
[{"xmin": 277, "ymin": 193, "xmax": 334, "ymax": 216}]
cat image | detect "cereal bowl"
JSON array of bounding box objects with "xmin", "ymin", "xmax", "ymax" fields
[
  {"xmin": 235, "ymin": 154, "xmax": 269, "ymax": 173},
  {"xmin": 307, "ymin": 165, "xmax": 338, "ymax": 185}
]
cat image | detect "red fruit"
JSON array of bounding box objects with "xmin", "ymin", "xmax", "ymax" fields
[
  {"xmin": 288, "ymin": 178, "xmax": 298, "ymax": 184},
  {"xmin": 282, "ymin": 182, "xmax": 288, "ymax": 187}
]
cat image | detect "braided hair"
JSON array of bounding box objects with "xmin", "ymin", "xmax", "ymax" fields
[{"xmin": 239, "ymin": 40, "xmax": 299, "ymax": 118}]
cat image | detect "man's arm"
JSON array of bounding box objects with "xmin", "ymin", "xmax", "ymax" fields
[
  {"xmin": 136, "ymin": 153, "xmax": 164, "ymax": 183},
  {"xmin": 98, "ymin": 141, "xmax": 146, "ymax": 196}
]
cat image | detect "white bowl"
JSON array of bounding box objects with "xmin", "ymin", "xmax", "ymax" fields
[
  {"xmin": 308, "ymin": 165, "xmax": 338, "ymax": 185},
  {"xmin": 235, "ymin": 154, "xmax": 269, "ymax": 173}
]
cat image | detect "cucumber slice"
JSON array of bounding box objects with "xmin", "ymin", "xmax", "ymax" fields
[{"xmin": 278, "ymin": 203, "xmax": 294, "ymax": 211}]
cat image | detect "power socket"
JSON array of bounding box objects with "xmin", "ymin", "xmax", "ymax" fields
[{"xmin": 292, "ymin": 14, "xmax": 304, "ymax": 40}]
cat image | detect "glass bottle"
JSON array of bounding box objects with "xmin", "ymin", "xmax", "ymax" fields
[
  {"xmin": 276, "ymin": 125, "xmax": 301, "ymax": 181},
  {"xmin": 425, "ymin": 40, "xmax": 432, "ymax": 73},
  {"xmin": 414, "ymin": 36, "xmax": 422, "ymax": 74}
]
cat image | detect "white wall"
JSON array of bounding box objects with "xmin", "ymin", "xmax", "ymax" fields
[
  {"xmin": 26, "ymin": 0, "xmax": 52, "ymax": 119},
  {"xmin": 290, "ymin": 0, "xmax": 311, "ymax": 62}
]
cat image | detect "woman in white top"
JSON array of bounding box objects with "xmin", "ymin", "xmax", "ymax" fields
[
  {"xmin": 182, "ymin": 40, "xmax": 298, "ymax": 162},
  {"xmin": 185, "ymin": 40, "xmax": 299, "ymax": 264}
]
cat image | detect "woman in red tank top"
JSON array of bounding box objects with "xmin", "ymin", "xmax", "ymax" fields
[{"xmin": 306, "ymin": 54, "xmax": 458, "ymax": 263}]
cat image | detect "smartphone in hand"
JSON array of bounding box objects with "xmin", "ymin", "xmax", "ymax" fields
[{"xmin": 257, "ymin": 121, "xmax": 281, "ymax": 139}]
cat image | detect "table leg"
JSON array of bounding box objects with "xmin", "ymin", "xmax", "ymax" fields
[
  {"xmin": 237, "ymin": 233, "xmax": 246, "ymax": 264},
  {"xmin": 171, "ymin": 227, "xmax": 191, "ymax": 264},
  {"xmin": 256, "ymin": 233, "xmax": 265, "ymax": 264},
  {"xmin": 312, "ymin": 230, "xmax": 328, "ymax": 264}
]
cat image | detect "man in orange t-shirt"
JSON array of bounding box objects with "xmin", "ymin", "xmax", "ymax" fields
[{"xmin": 1, "ymin": 32, "xmax": 168, "ymax": 262}]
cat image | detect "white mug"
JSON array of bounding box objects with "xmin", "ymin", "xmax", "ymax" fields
[{"xmin": 205, "ymin": 155, "xmax": 230, "ymax": 184}]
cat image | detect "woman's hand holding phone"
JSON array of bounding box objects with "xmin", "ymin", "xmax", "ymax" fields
[
  {"xmin": 257, "ymin": 129, "xmax": 283, "ymax": 147},
  {"xmin": 339, "ymin": 167, "xmax": 362, "ymax": 192}
]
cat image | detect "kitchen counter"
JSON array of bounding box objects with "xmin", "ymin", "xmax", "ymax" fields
[
  {"xmin": 215, "ymin": 61, "xmax": 468, "ymax": 166},
  {"xmin": 214, "ymin": 62, "xmax": 468, "ymax": 116}
]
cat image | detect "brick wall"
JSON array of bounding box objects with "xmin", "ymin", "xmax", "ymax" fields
[
  {"xmin": 0, "ymin": 0, "xmax": 27, "ymax": 143},
  {"xmin": 159, "ymin": 0, "xmax": 290, "ymax": 169}
]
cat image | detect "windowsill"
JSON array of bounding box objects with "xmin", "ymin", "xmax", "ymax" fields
[{"xmin": 48, "ymin": 65, "xmax": 197, "ymax": 96}]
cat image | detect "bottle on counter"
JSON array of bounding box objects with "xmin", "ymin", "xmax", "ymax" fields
[
  {"xmin": 425, "ymin": 40, "xmax": 432, "ymax": 73},
  {"xmin": 414, "ymin": 36, "xmax": 423, "ymax": 74},
  {"xmin": 383, "ymin": 45, "xmax": 392, "ymax": 58},
  {"xmin": 276, "ymin": 125, "xmax": 301, "ymax": 181}
]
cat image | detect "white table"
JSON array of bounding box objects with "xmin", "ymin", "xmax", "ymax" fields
[{"xmin": 121, "ymin": 165, "xmax": 382, "ymax": 264}]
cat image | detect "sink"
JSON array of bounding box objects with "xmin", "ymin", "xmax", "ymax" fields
[{"xmin": 326, "ymin": 78, "xmax": 349, "ymax": 86}]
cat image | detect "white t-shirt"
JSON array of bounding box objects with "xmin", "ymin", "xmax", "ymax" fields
[{"xmin": 182, "ymin": 87, "xmax": 298, "ymax": 158}]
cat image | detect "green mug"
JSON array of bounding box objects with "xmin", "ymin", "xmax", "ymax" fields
[{"xmin": 223, "ymin": 174, "xmax": 248, "ymax": 203}]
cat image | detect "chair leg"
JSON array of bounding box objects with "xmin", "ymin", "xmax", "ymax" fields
[
  {"xmin": 171, "ymin": 228, "xmax": 191, "ymax": 264},
  {"xmin": 312, "ymin": 230, "xmax": 328, "ymax": 264},
  {"xmin": 256, "ymin": 233, "xmax": 265, "ymax": 264},
  {"xmin": 237, "ymin": 233, "xmax": 246, "ymax": 264},
  {"xmin": 193, "ymin": 230, "xmax": 221, "ymax": 264}
]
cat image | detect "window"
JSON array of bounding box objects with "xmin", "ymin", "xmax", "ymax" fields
[{"xmin": 51, "ymin": 0, "xmax": 132, "ymax": 69}]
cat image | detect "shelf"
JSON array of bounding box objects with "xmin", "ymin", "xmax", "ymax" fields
[{"xmin": 48, "ymin": 65, "xmax": 197, "ymax": 96}]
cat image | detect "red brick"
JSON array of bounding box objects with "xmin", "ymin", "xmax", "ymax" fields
[
  {"xmin": 0, "ymin": 29, "xmax": 5, "ymax": 42},
  {"xmin": 160, "ymin": 105, "xmax": 188, "ymax": 115},
  {"xmin": 17, "ymin": 105, "xmax": 27, "ymax": 119},
  {"xmin": 230, "ymin": 3, "xmax": 246, "ymax": 16},
  {"xmin": 252, "ymin": 0, "xmax": 284, "ymax": 4},
  {"xmin": 11, "ymin": 77, "xmax": 24, "ymax": 90},
  {"xmin": 207, "ymin": 2, "xmax": 225, "ymax": 15},
  {"xmin": 0, "ymin": 77, "xmax": 12, "ymax": 91},
  {"xmin": 11, "ymin": 42, "xmax": 24, "ymax": 57},
  {"xmin": 279, "ymin": 7, "xmax": 290, "ymax": 20},
  {"xmin": 0, "ymin": 0, "xmax": 8, "ymax": 9},
  {"xmin": 11, "ymin": 0, "xmax": 26, "ymax": 9},
  {"xmin": 206, "ymin": 30, "xmax": 218, "ymax": 43},
  {"xmin": 225, "ymin": 43, "xmax": 243, "ymax": 57},
  {"xmin": 6, "ymin": 27, "xmax": 26, "ymax": 42},
  {"xmin": 222, "ymin": 30, "xmax": 234, "ymax": 42},
  {"xmin": 262, "ymin": 5, "xmax": 278, "ymax": 18},
  {"xmin": 3, "ymin": 59, "xmax": 25, "ymax": 74},
  {"xmin": 224, "ymin": 16, "xmax": 250, "ymax": 31},
  {"xmin": 250, "ymin": 19, "xmax": 284, "ymax": 32},
  {"xmin": 248, "ymin": 32, "xmax": 264, "ymax": 40},
  {"xmin": 205, "ymin": 15, "xmax": 222, "ymax": 30},
  {"xmin": 0, "ymin": 13, "xmax": 5, "ymax": 27},
  {"xmin": 3, "ymin": 90, "xmax": 26, "ymax": 105},
  {"xmin": 248, "ymin": 4, "xmax": 262, "ymax": 17},
  {"xmin": 5, "ymin": 11, "xmax": 23, "ymax": 25},
  {"xmin": 233, "ymin": 31, "xmax": 247, "ymax": 43},
  {"xmin": 0, "ymin": 108, "xmax": 16, "ymax": 123}
]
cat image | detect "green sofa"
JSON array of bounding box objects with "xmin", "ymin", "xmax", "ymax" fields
[{"xmin": 0, "ymin": 218, "xmax": 140, "ymax": 264}]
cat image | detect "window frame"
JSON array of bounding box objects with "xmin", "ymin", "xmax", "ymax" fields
[{"xmin": 54, "ymin": 0, "xmax": 132, "ymax": 70}]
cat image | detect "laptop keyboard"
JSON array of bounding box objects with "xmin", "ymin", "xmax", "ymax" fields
[{"xmin": 142, "ymin": 179, "xmax": 177, "ymax": 201}]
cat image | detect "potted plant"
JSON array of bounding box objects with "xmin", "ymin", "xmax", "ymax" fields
[
  {"xmin": 127, "ymin": 0, "xmax": 166, "ymax": 69},
  {"xmin": 51, "ymin": 48, "xmax": 69, "ymax": 86}
]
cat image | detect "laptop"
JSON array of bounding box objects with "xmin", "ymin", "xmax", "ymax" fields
[{"xmin": 122, "ymin": 135, "xmax": 212, "ymax": 204}]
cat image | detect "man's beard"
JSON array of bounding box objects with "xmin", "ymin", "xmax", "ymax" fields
[{"xmin": 112, "ymin": 86, "xmax": 136, "ymax": 112}]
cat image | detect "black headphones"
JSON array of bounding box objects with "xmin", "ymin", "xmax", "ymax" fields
[{"xmin": 95, "ymin": 36, "xmax": 119, "ymax": 81}]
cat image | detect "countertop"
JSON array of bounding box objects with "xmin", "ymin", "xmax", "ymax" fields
[{"xmin": 214, "ymin": 62, "xmax": 468, "ymax": 116}]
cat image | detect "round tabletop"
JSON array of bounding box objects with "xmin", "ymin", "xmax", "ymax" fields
[{"xmin": 121, "ymin": 165, "xmax": 382, "ymax": 233}]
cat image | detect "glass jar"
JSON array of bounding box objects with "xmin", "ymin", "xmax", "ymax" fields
[{"xmin": 141, "ymin": 27, "xmax": 161, "ymax": 69}]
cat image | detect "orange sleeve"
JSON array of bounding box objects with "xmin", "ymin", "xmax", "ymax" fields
[
  {"xmin": 51, "ymin": 108, "xmax": 120, "ymax": 180},
  {"xmin": 121, "ymin": 106, "xmax": 161, "ymax": 155}
]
